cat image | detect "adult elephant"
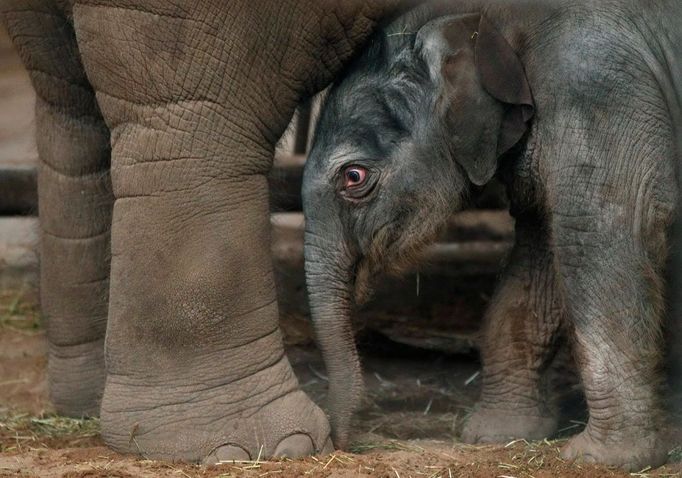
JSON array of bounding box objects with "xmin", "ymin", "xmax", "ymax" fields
[{"xmin": 0, "ymin": 0, "xmax": 407, "ymax": 463}]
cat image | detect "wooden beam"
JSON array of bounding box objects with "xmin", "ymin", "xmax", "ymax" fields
[
  {"xmin": 0, "ymin": 210, "xmax": 511, "ymax": 352},
  {"xmin": 271, "ymin": 211, "xmax": 513, "ymax": 272},
  {"xmin": 293, "ymin": 100, "xmax": 313, "ymax": 154},
  {"xmin": 270, "ymin": 212, "xmax": 512, "ymax": 352},
  {"xmin": 269, "ymin": 154, "xmax": 305, "ymax": 212},
  {"xmin": 0, "ymin": 155, "xmax": 307, "ymax": 215},
  {"xmin": 0, "ymin": 169, "xmax": 37, "ymax": 215},
  {"xmin": 0, "ymin": 155, "xmax": 512, "ymax": 218}
]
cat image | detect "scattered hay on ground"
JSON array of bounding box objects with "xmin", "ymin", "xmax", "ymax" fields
[
  {"xmin": 0, "ymin": 289, "xmax": 41, "ymax": 332},
  {"xmin": 0, "ymin": 411, "xmax": 102, "ymax": 452}
]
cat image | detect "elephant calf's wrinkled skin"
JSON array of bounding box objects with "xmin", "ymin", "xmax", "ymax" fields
[
  {"xmin": 0, "ymin": 0, "xmax": 411, "ymax": 463},
  {"xmin": 303, "ymin": 0, "xmax": 682, "ymax": 471}
]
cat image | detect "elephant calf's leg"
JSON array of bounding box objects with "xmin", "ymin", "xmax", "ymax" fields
[
  {"xmin": 1, "ymin": 2, "xmax": 113, "ymax": 416},
  {"xmin": 462, "ymin": 218, "xmax": 563, "ymax": 443},
  {"xmin": 552, "ymin": 191, "xmax": 671, "ymax": 470}
]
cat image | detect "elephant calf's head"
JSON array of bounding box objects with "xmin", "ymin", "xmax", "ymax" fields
[{"xmin": 302, "ymin": 10, "xmax": 534, "ymax": 449}]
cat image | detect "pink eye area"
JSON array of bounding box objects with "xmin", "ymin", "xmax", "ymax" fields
[{"xmin": 343, "ymin": 166, "xmax": 367, "ymax": 188}]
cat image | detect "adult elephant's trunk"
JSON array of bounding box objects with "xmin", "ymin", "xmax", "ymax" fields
[{"xmin": 304, "ymin": 223, "xmax": 361, "ymax": 450}]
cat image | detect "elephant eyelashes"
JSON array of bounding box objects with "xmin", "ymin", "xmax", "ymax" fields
[{"xmin": 338, "ymin": 165, "xmax": 377, "ymax": 200}]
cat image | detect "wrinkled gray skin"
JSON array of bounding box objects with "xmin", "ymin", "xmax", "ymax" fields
[
  {"xmin": 303, "ymin": 0, "xmax": 682, "ymax": 470},
  {"xmin": 0, "ymin": 0, "xmax": 411, "ymax": 464}
]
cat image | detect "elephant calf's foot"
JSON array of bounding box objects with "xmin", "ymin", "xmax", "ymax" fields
[
  {"xmin": 100, "ymin": 357, "xmax": 332, "ymax": 462},
  {"xmin": 48, "ymin": 340, "xmax": 106, "ymax": 417},
  {"xmin": 561, "ymin": 425, "xmax": 668, "ymax": 472},
  {"xmin": 461, "ymin": 407, "xmax": 558, "ymax": 444}
]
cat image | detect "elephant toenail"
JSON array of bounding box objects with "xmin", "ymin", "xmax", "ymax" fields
[
  {"xmin": 560, "ymin": 450, "xmax": 574, "ymax": 461},
  {"xmin": 320, "ymin": 437, "xmax": 335, "ymax": 455},
  {"xmin": 204, "ymin": 444, "xmax": 251, "ymax": 465},
  {"xmin": 273, "ymin": 433, "xmax": 315, "ymax": 458}
]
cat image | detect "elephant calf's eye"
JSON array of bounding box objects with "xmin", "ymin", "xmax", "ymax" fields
[
  {"xmin": 343, "ymin": 166, "xmax": 367, "ymax": 189},
  {"xmin": 338, "ymin": 165, "xmax": 377, "ymax": 200}
]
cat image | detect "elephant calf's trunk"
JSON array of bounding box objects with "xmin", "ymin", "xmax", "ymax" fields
[{"xmin": 304, "ymin": 240, "xmax": 363, "ymax": 449}]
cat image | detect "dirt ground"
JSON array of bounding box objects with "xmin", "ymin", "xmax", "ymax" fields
[{"xmin": 0, "ymin": 290, "xmax": 680, "ymax": 478}]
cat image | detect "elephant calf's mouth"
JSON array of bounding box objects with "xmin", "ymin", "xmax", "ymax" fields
[{"xmin": 353, "ymin": 217, "xmax": 444, "ymax": 304}]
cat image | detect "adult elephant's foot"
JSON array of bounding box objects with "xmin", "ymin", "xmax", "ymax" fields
[
  {"xmin": 461, "ymin": 407, "xmax": 558, "ymax": 444},
  {"xmin": 202, "ymin": 392, "xmax": 334, "ymax": 464},
  {"xmin": 48, "ymin": 339, "xmax": 105, "ymax": 417},
  {"xmin": 560, "ymin": 425, "xmax": 668, "ymax": 472},
  {"xmin": 100, "ymin": 355, "xmax": 332, "ymax": 463}
]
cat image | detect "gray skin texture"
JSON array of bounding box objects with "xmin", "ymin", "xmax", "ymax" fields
[
  {"xmin": 0, "ymin": 0, "xmax": 411, "ymax": 463},
  {"xmin": 303, "ymin": 0, "xmax": 682, "ymax": 471}
]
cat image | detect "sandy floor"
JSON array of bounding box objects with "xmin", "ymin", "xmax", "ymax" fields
[{"xmin": 0, "ymin": 290, "xmax": 680, "ymax": 478}]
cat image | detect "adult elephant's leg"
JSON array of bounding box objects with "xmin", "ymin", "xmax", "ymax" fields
[
  {"xmin": 462, "ymin": 216, "xmax": 563, "ymax": 443},
  {"xmin": 1, "ymin": 2, "xmax": 112, "ymax": 416},
  {"xmin": 72, "ymin": 2, "xmax": 333, "ymax": 462},
  {"xmin": 547, "ymin": 118, "xmax": 673, "ymax": 470}
]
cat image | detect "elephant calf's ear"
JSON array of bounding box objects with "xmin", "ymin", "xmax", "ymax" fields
[
  {"xmin": 416, "ymin": 14, "xmax": 534, "ymax": 186},
  {"xmin": 475, "ymin": 15, "xmax": 535, "ymax": 155}
]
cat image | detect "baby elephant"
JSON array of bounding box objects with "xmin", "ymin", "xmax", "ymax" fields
[{"xmin": 302, "ymin": 0, "xmax": 682, "ymax": 471}]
